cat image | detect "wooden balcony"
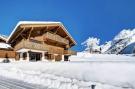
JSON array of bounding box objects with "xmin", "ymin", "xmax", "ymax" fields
[
  {"xmin": 64, "ymin": 50, "xmax": 77, "ymax": 55},
  {"xmin": 43, "ymin": 32, "xmax": 69, "ymax": 45},
  {"xmin": 14, "ymin": 39, "xmax": 64, "ymax": 54}
]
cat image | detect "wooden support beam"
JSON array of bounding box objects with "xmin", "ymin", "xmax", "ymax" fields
[
  {"xmin": 70, "ymin": 43, "xmax": 74, "ymax": 46},
  {"xmin": 44, "ymin": 26, "xmax": 48, "ymax": 32},
  {"xmin": 64, "ymin": 36, "xmax": 68, "ymax": 39},
  {"xmin": 54, "ymin": 26, "xmax": 60, "ymax": 34},
  {"xmin": 20, "ymin": 34, "xmax": 26, "ymax": 40},
  {"xmin": 11, "ymin": 27, "xmax": 25, "ymax": 43},
  {"xmin": 42, "ymin": 26, "xmax": 47, "ymax": 34},
  {"xmin": 46, "ymin": 26, "xmax": 48, "ymax": 30},
  {"xmin": 28, "ymin": 27, "xmax": 34, "ymax": 39},
  {"xmin": 54, "ymin": 29, "xmax": 58, "ymax": 34}
]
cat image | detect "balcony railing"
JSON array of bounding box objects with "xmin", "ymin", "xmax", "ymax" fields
[
  {"xmin": 14, "ymin": 39, "xmax": 64, "ymax": 54},
  {"xmin": 64, "ymin": 50, "xmax": 77, "ymax": 55},
  {"xmin": 44, "ymin": 32, "xmax": 69, "ymax": 45}
]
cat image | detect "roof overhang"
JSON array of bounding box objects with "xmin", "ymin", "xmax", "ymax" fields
[{"xmin": 7, "ymin": 21, "xmax": 77, "ymax": 46}]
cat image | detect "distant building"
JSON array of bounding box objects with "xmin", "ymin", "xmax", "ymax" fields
[
  {"xmin": 85, "ymin": 46, "xmax": 101, "ymax": 54},
  {"xmin": 0, "ymin": 35, "xmax": 15, "ymax": 61}
]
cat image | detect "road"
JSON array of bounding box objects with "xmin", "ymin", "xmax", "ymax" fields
[{"xmin": 0, "ymin": 76, "xmax": 47, "ymax": 89}]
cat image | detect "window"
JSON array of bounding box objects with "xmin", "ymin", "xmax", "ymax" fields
[{"xmin": 23, "ymin": 52, "xmax": 27, "ymax": 60}]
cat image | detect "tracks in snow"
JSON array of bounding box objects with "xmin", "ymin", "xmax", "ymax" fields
[{"xmin": 0, "ymin": 76, "xmax": 47, "ymax": 89}]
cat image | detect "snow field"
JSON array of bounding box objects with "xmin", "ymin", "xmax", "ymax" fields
[
  {"xmin": 0, "ymin": 61, "xmax": 134, "ymax": 89},
  {"xmin": 69, "ymin": 52, "xmax": 135, "ymax": 61},
  {"xmin": 0, "ymin": 67, "xmax": 124, "ymax": 89}
]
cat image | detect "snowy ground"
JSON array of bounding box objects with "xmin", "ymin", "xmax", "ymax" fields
[
  {"xmin": 0, "ymin": 54, "xmax": 135, "ymax": 89},
  {"xmin": 0, "ymin": 76, "xmax": 46, "ymax": 89},
  {"xmin": 69, "ymin": 52, "xmax": 135, "ymax": 61}
]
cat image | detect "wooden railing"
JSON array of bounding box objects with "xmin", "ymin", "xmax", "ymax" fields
[
  {"xmin": 44, "ymin": 32, "xmax": 69, "ymax": 45},
  {"xmin": 14, "ymin": 40, "xmax": 46, "ymax": 51},
  {"xmin": 64, "ymin": 50, "xmax": 77, "ymax": 55},
  {"xmin": 14, "ymin": 39, "xmax": 64, "ymax": 54},
  {"xmin": 14, "ymin": 39, "xmax": 76, "ymax": 55}
]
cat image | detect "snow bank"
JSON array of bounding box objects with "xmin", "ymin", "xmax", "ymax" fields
[
  {"xmin": 0, "ymin": 61, "xmax": 134, "ymax": 89},
  {"xmin": 0, "ymin": 58, "xmax": 15, "ymax": 62},
  {"xmin": 69, "ymin": 52, "xmax": 135, "ymax": 61}
]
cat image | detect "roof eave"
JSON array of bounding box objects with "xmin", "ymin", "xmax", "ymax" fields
[{"xmin": 59, "ymin": 23, "xmax": 77, "ymax": 45}]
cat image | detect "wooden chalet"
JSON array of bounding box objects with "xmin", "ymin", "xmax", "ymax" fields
[
  {"xmin": 0, "ymin": 35, "xmax": 15, "ymax": 60},
  {"xmin": 7, "ymin": 21, "xmax": 77, "ymax": 61}
]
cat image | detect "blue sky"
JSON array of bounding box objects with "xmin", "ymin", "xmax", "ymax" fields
[{"xmin": 0, "ymin": 0, "xmax": 135, "ymax": 51}]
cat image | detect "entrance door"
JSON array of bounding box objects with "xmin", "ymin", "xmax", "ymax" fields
[
  {"xmin": 36, "ymin": 53, "xmax": 41, "ymax": 61},
  {"xmin": 64, "ymin": 55, "xmax": 69, "ymax": 61},
  {"xmin": 29, "ymin": 52, "xmax": 42, "ymax": 61}
]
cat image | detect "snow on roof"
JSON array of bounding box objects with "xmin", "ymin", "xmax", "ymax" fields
[
  {"xmin": 17, "ymin": 21, "xmax": 61, "ymax": 24},
  {"xmin": 0, "ymin": 43, "xmax": 11, "ymax": 49},
  {"xmin": 0, "ymin": 34, "xmax": 8, "ymax": 41},
  {"xmin": 7, "ymin": 21, "xmax": 77, "ymax": 45}
]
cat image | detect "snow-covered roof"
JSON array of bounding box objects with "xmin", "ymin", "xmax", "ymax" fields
[
  {"xmin": 0, "ymin": 43, "xmax": 11, "ymax": 49},
  {"xmin": 16, "ymin": 21, "xmax": 62, "ymax": 24},
  {"xmin": 0, "ymin": 34, "xmax": 7, "ymax": 41},
  {"xmin": 7, "ymin": 21, "xmax": 77, "ymax": 45}
]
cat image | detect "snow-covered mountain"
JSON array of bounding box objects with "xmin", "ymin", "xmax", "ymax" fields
[
  {"xmin": 82, "ymin": 29, "xmax": 135, "ymax": 54},
  {"xmin": 105, "ymin": 29, "xmax": 135, "ymax": 54},
  {"xmin": 100, "ymin": 41, "xmax": 112, "ymax": 53},
  {"xmin": 120, "ymin": 42, "xmax": 135, "ymax": 54}
]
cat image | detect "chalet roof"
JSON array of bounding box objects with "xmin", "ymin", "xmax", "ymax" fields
[
  {"xmin": 7, "ymin": 21, "xmax": 77, "ymax": 46},
  {"xmin": 0, "ymin": 34, "xmax": 7, "ymax": 42}
]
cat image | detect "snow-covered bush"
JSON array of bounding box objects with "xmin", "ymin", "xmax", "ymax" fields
[{"xmin": 82, "ymin": 37, "xmax": 101, "ymax": 53}]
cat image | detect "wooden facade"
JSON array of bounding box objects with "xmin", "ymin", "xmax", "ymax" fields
[
  {"xmin": 7, "ymin": 21, "xmax": 77, "ymax": 61},
  {"xmin": 14, "ymin": 39, "xmax": 64, "ymax": 54},
  {"xmin": 0, "ymin": 50, "xmax": 16, "ymax": 58}
]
